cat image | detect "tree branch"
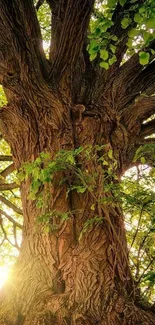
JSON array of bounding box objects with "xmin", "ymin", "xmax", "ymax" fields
[
  {"xmin": 110, "ymin": 40, "xmax": 155, "ymax": 112},
  {"xmin": 0, "ymin": 155, "xmax": 12, "ymax": 161},
  {"xmin": 0, "ymin": 163, "xmax": 15, "ymax": 178},
  {"xmin": 137, "ymin": 258, "xmax": 155, "ymax": 285},
  {"xmin": 0, "ymin": 209, "xmax": 22, "ymax": 229},
  {"xmin": 0, "ymin": 0, "xmax": 48, "ymax": 86},
  {"xmin": 121, "ymin": 96, "xmax": 155, "ymax": 132},
  {"xmin": 138, "ymin": 229, "xmax": 151, "ymax": 261},
  {"xmin": 0, "ymin": 220, "xmax": 7, "ymax": 244},
  {"xmin": 13, "ymin": 223, "xmax": 20, "ymax": 250},
  {"xmin": 0, "ymin": 217, "xmax": 20, "ymax": 249},
  {"xmin": 108, "ymin": 0, "xmax": 146, "ymax": 69},
  {"xmin": 0, "ymin": 182, "xmax": 19, "ymax": 191},
  {"xmin": 139, "ymin": 119, "xmax": 155, "ymax": 139},
  {"xmin": 48, "ymin": 0, "xmax": 95, "ymax": 83},
  {"xmin": 0, "ymin": 195, "xmax": 22, "ymax": 215},
  {"xmin": 130, "ymin": 204, "xmax": 144, "ymax": 250},
  {"xmin": 129, "ymin": 60, "xmax": 155, "ymax": 97},
  {"xmin": 90, "ymin": 0, "xmax": 147, "ymax": 103},
  {"xmin": 0, "ymin": 234, "xmax": 5, "ymax": 246},
  {"xmin": 139, "ymin": 138, "xmax": 155, "ymax": 144}
]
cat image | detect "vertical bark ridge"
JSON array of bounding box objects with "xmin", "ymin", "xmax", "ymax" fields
[
  {"xmin": 48, "ymin": 0, "xmax": 95, "ymax": 84},
  {"xmin": 0, "ymin": 0, "xmax": 48, "ymax": 80}
]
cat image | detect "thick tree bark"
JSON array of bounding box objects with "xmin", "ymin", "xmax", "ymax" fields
[
  {"xmin": 0, "ymin": 90, "xmax": 155, "ymax": 325},
  {"xmin": 0, "ymin": 0, "xmax": 155, "ymax": 324}
]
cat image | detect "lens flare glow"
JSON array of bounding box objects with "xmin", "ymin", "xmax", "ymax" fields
[{"xmin": 0, "ymin": 266, "xmax": 10, "ymax": 289}]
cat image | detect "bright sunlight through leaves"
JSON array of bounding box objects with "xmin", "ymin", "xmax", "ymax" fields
[{"xmin": 0, "ymin": 266, "xmax": 10, "ymax": 289}]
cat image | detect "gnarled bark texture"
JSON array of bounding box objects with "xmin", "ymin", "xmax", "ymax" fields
[{"xmin": 0, "ymin": 0, "xmax": 155, "ymax": 324}]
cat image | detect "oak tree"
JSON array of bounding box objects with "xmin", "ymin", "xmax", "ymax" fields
[{"xmin": 0, "ymin": 0, "xmax": 155, "ymax": 324}]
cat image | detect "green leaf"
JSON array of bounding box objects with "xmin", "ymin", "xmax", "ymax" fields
[
  {"xmin": 100, "ymin": 49, "xmax": 109, "ymax": 60},
  {"xmin": 40, "ymin": 169, "xmax": 51, "ymax": 182},
  {"xmin": 61, "ymin": 213, "xmax": 69, "ymax": 221},
  {"xmin": 99, "ymin": 61, "xmax": 109, "ymax": 70},
  {"xmin": 110, "ymin": 44, "xmax": 116, "ymax": 53},
  {"xmin": 94, "ymin": 27, "xmax": 102, "ymax": 37},
  {"xmin": 107, "ymin": 0, "xmax": 116, "ymax": 7},
  {"xmin": 90, "ymin": 46, "xmax": 100, "ymax": 54},
  {"xmin": 40, "ymin": 152, "xmax": 50, "ymax": 160},
  {"xmin": 111, "ymin": 35, "xmax": 118, "ymax": 41},
  {"xmin": 119, "ymin": 0, "xmax": 126, "ymax": 6},
  {"xmin": 0, "ymin": 85, "xmax": 7, "ymax": 105},
  {"xmin": 28, "ymin": 192, "xmax": 37, "ymax": 200},
  {"xmin": 140, "ymin": 157, "xmax": 146, "ymax": 164},
  {"xmin": 139, "ymin": 7, "xmax": 145, "ymax": 14},
  {"xmin": 77, "ymin": 186, "xmax": 87, "ymax": 193},
  {"xmin": 35, "ymin": 157, "xmax": 42, "ymax": 164},
  {"xmin": 36, "ymin": 199, "xmax": 43, "ymax": 208},
  {"xmin": 72, "ymin": 185, "xmax": 87, "ymax": 194},
  {"xmin": 74, "ymin": 146, "xmax": 83, "ymax": 155},
  {"xmin": 32, "ymin": 167, "xmax": 40, "ymax": 180},
  {"xmin": 102, "ymin": 32, "xmax": 111, "ymax": 40},
  {"xmin": 139, "ymin": 51, "xmax": 150, "ymax": 65},
  {"xmin": 102, "ymin": 21, "xmax": 113, "ymax": 32},
  {"xmin": 143, "ymin": 31, "xmax": 151, "ymax": 43},
  {"xmin": 89, "ymin": 40, "xmax": 99, "ymax": 52},
  {"xmin": 134, "ymin": 13, "xmax": 143, "ymax": 24},
  {"xmin": 145, "ymin": 18, "xmax": 155, "ymax": 29},
  {"xmin": 121, "ymin": 17, "xmax": 131, "ymax": 29},
  {"xmin": 128, "ymin": 28, "xmax": 139, "ymax": 38},
  {"xmin": 126, "ymin": 38, "xmax": 133, "ymax": 48},
  {"xmin": 44, "ymin": 225, "xmax": 50, "ymax": 233},
  {"xmin": 17, "ymin": 171, "xmax": 25, "ymax": 182},
  {"xmin": 108, "ymin": 55, "xmax": 117, "ymax": 65},
  {"xmin": 89, "ymin": 53, "xmax": 97, "ymax": 61},
  {"xmin": 108, "ymin": 149, "xmax": 113, "ymax": 159},
  {"xmin": 66, "ymin": 154, "xmax": 75, "ymax": 165},
  {"xmin": 91, "ymin": 204, "xmax": 95, "ymax": 211},
  {"xmin": 102, "ymin": 160, "xmax": 108, "ymax": 166},
  {"xmin": 31, "ymin": 180, "xmax": 41, "ymax": 194},
  {"xmin": 23, "ymin": 163, "xmax": 34, "ymax": 175}
]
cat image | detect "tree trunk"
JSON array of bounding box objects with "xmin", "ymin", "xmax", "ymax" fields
[{"xmin": 0, "ymin": 91, "xmax": 155, "ymax": 325}]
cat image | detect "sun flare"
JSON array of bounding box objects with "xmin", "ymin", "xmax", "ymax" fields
[{"xmin": 0, "ymin": 266, "xmax": 10, "ymax": 289}]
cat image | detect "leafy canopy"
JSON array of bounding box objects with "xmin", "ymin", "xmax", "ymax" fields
[{"xmin": 87, "ymin": 0, "xmax": 155, "ymax": 69}]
